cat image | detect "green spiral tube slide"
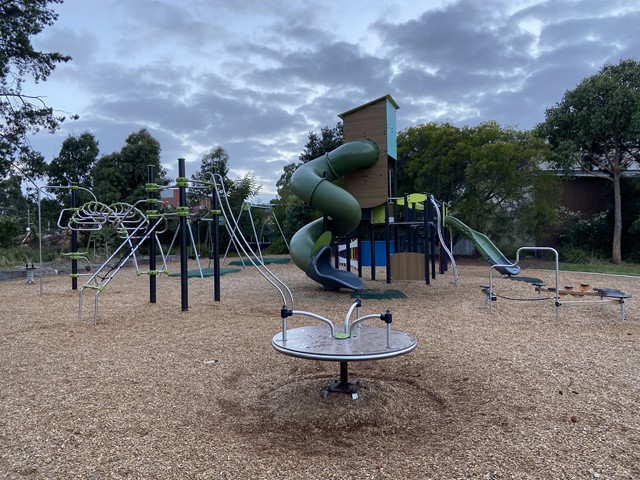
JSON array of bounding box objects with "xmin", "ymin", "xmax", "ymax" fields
[{"xmin": 289, "ymin": 140, "xmax": 379, "ymax": 290}]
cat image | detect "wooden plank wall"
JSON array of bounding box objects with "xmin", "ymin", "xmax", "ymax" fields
[
  {"xmin": 343, "ymin": 100, "xmax": 388, "ymax": 208},
  {"xmin": 389, "ymin": 252, "xmax": 426, "ymax": 281}
]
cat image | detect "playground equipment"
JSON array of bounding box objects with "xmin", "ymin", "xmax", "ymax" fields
[
  {"xmin": 289, "ymin": 140, "xmax": 380, "ymax": 290},
  {"xmin": 263, "ymin": 97, "xmax": 418, "ymax": 399},
  {"xmin": 199, "ymin": 142, "xmax": 417, "ymax": 399},
  {"xmin": 15, "ymin": 263, "xmax": 38, "ymax": 284},
  {"xmin": 287, "ymin": 95, "xmax": 535, "ymax": 290},
  {"xmin": 72, "ymin": 159, "xmax": 227, "ymax": 323},
  {"xmin": 273, "ymin": 297, "xmax": 417, "ymax": 399},
  {"xmin": 75, "ymin": 200, "xmax": 170, "ymax": 324},
  {"xmin": 289, "ymin": 96, "xmax": 461, "ymax": 290},
  {"xmin": 222, "ymin": 201, "xmax": 287, "ymax": 266},
  {"xmin": 46, "ymin": 184, "xmax": 99, "ymax": 289},
  {"xmin": 483, "ymin": 247, "xmax": 631, "ymax": 320},
  {"xmin": 165, "ymin": 214, "xmax": 205, "ymax": 278},
  {"xmin": 445, "ymin": 216, "xmax": 520, "ymax": 276},
  {"xmin": 6, "ymin": 161, "xmax": 52, "ymax": 294}
]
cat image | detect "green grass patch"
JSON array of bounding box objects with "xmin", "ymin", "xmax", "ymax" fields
[
  {"xmin": 0, "ymin": 246, "xmax": 65, "ymax": 267},
  {"xmin": 228, "ymin": 257, "xmax": 290, "ymax": 266},
  {"xmin": 168, "ymin": 267, "xmax": 240, "ymax": 278},
  {"xmin": 532, "ymin": 261, "xmax": 640, "ymax": 276}
]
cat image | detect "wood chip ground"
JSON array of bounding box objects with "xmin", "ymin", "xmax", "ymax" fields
[{"xmin": 1, "ymin": 258, "xmax": 638, "ymax": 479}]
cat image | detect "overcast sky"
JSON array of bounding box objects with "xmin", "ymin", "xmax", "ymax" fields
[{"xmin": 30, "ymin": 0, "xmax": 640, "ymax": 203}]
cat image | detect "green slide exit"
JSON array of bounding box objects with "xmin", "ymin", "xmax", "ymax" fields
[{"xmin": 444, "ymin": 216, "xmax": 520, "ymax": 276}]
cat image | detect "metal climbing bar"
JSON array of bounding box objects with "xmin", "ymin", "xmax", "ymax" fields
[
  {"xmin": 77, "ymin": 208, "xmax": 166, "ymax": 325},
  {"xmin": 211, "ymin": 172, "xmax": 295, "ymax": 309}
]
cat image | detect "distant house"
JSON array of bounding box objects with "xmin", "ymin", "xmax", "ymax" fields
[
  {"xmin": 541, "ymin": 164, "xmax": 640, "ymax": 246},
  {"xmin": 557, "ymin": 173, "xmax": 610, "ymax": 217}
]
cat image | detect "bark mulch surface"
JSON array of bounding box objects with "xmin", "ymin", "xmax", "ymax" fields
[{"xmin": 1, "ymin": 259, "xmax": 638, "ymax": 479}]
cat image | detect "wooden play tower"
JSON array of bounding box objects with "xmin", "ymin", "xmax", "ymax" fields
[
  {"xmin": 340, "ymin": 95, "xmax": 415, "ymax": 281},
  {"xmin": 339, "ymin": 94, "xmax": 399, "ymax": 209}
]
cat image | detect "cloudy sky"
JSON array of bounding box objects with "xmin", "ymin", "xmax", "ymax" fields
[{"xmin": 30, "ymin": 0, "xmax": 640, "ymax": 203}]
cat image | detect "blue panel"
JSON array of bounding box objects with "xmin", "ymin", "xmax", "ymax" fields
[
  {"xmin": 386, "ymin": 100, "xmax": 397, "ymax": 159},
  {"xmin": 360, "ymin": 240, "xmax": 395, "ymax": 266}
]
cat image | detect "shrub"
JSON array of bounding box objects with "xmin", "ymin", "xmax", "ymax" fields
[
  {"xmin": 0, "ymin": 216, "xmax": 22, "ymax": 247},
  {"xmin": 556, "ymin": 208, "xmax": 611, "ymax": 256}
]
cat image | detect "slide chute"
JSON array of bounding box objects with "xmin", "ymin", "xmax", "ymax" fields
[{"xmin": 289, "ymin": 140, "xmax": 379, "ymax": 290}]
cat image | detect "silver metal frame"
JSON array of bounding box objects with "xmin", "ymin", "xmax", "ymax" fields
[
  {"xmin": 273, "ymin": 299, "xmax": 417, "ymax": 362},
  {"xmin": 487, "ymin": 246, "xmax": 629, "ymax": 321}
]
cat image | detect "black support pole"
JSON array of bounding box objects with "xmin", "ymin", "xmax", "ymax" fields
[
  {"xmin": 369, "ymin": 212, "xmax": 376, "ymax": 281},
  {"xmin": 425, "ymin": 198, "xmax": 431, "ymax": 285},
  {"xmin": 147, "ymin": 165, "xmax": 157, "ymax": 304},
  {"xmin": 356, "ymin": 223, "xmax": 362, "ymax": 279},
  {"xmin": 178, "ymin": 158, "xmax": 188, "ymax": 311},
  {"xmin": 385, "ymin": 201, "xmax": 391, "ymax": 284},
  {"xmin": 339, "ymin": 362, "xmax": 349, "ymax": 388},
  {"xmin": 212, "ymin": 178, "xmax": 221, "ymax": 301}
]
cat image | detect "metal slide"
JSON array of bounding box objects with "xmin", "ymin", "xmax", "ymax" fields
[
  {"xmin": 289, "ymin": 140, "xmax": 379, "ymax": 290},
  {"xmin": 444, "ymin": 216, "xmax": 521, "ymax": 276}
]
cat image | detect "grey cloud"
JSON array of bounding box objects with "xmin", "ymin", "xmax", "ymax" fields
[
  {"xmin": 37, "ymin": 27, "xmax": 99, "ymax": 66},
  {"xmin": 109, "ymin": 2, "xmax": 231, "ymax": 57},
  {"xmin": 244, "ymin": 41, "xmax": 392, "ymax": 93},
  {"xmin": 97, "ymin": 97, "xmax": 205, "ymax": 135},
  {"xmin": 538, "ymin": 13, "xmax": 640, "ymax": 55},
  {"xmin": 375, "ymin": 1, "xmax": 535, "ymax": 73},
  {"xmin": 514, "ymin": 0, "xmax": 635, "ymax": 23},
  {"xmin": 28, "ymin": 0, "xmax": 640, "ymax": 203},
  {"xmin": 187, "ymin": 91, "xmax": 308, "ymax": 143}
]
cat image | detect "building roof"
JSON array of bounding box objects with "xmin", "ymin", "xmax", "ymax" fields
[{"xmin": 337, "ymin": 94, "xmax": 399, "ymax": 119}]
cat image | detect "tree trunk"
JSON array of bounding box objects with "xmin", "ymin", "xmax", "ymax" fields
[{"xmin": 612, "ymin": 172, "xmax": 622, "ymax": 264}]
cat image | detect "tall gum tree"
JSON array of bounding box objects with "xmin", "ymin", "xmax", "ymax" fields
[
  {"xmin": 538, "ymin": 59, "xmax": 640, "ymax": 263},
  {"xmin": 47, "ymin": 131, "xmax": 99, "ymax": 205},
  {"xmin": 1, "ymin": 0, "xmax": 72, "ymax": 179}
]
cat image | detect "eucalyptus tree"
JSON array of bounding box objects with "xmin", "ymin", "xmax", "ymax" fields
[
  {"xmin": 1, "ymin": 0, "xmax": 73, "ymax": 180},
  {"xmin": 47, "ymin": 132, "xmax": 99, "ymax": 205},
  {"xmin": 537, "ymin": 59, "xmax": 640, "ymax": 263},
  {"xmin": 92, "ymin": 128, "xmax": 168, "ymax": 205}
]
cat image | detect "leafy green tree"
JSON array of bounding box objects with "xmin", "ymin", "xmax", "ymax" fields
[
  {"xmin": 192, "ymin": 146, "xmax": 230, "ymax": 182},
  {"xmin": 458, "ymin": 123, "xmax": 552, "ymax": 239},
  {"xmin": 91, "ymin": 152, "xmax": 122, "ymax": 204},
  {"xmin": 300, "ymin": 123, "xmax": 344, "ymax": 161},
  {"xmin": 274, "ymin": 162, "xmax": 299, "ymax": 202},
  {"xmin": 92, "ymin": 128, "xmax": 168, "ymax": 205},
  {"xmin": 0, "ymin": 175, "xmax": 29, "ymax": 216},
  {"xmin": 1, "ymin": 0, "xmax": 73, "ymax": 181},
  {"xmin": 537, "ymin": 59, "xmax": 640, "ymax": 263},
  {"xmin": 0, "ymin": 215, "xmax": 22, "ymax": 247},
  {"xmin": 189, "ymin": 146, "xmax": 232, "ymax": 208},
  {"xmin": 47, "ymin": 131, "xmax": 99, "ymax": 204},
  {"xmin": 187, "ymin": 145, "xmax": 261, "ymax": 253},
  {"xmin": 398, "ymin": 121, "xmax": 554, "ymax": 245},
  {"xmin": 228, "ymin": 172, "xmax": 260, "ymax": 208},
  {"xmin": 397, "ymin": 122, "xmax": 467, "ymax": 202}
]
